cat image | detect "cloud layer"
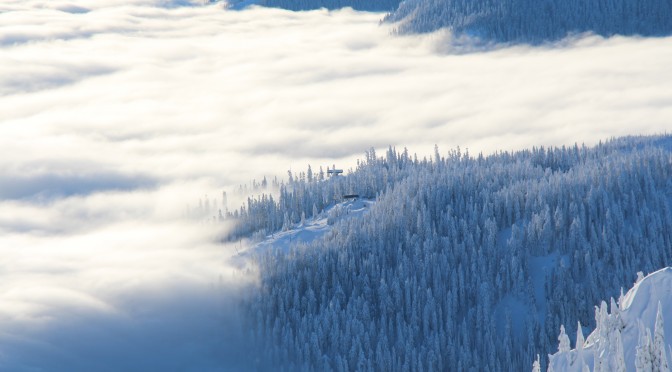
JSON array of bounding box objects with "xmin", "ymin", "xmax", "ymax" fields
[{"xmin": 0, "ymin": 1, "xmax": 671, "ymax": 370}]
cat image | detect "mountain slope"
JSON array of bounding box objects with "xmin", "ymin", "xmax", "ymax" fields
[
  {"xmin": 548, "ymin": 267, "xmax": 672, "ymax": 371},
  {"xmin": 385, "ymin": 0, "xmax": 672, "ymax": 44},
  {"xmin": 227, "ymin": 0, "xmax": 401, "ymax": 11},
  {"xmin": 230, "ymin": 135, "xmax": 672, "ymax": 371},
  {"xmin": 231, "ymin": 197, "xmax": 375, "ymax": 269}
]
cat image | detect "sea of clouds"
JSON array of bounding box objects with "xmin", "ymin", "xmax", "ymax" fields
[{"xmin": 0, "ymin": 0, "xmax": 671, "ymax": 370}]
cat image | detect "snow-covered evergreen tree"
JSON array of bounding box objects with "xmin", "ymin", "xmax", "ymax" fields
[
  {"xmin": 559, "ymin": 325, "xmax": 571, "ymax": 353},
  {"xmin": 615, "ymin": 328, "xmax": 626, "ymax": 372},
  {"xmin": 576, "ymin": 321, "xmax": 587, "ymax": 370},
  {"xmin": 636, "ymin": 326, "xmax": 654, "ymax": 372},
  {"xmin": 654, "ymin": 303, "xmax": 669, "ymax": 372},
  {"xmin": 533, "ymin": 354, "xmax": 541, "ymax": 372}
]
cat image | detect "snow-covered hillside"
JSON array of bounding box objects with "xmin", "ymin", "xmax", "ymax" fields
[
  {"xmin": 548, "ymin": 267, "xmax": 672, "ymax": 371},
  {"xmin": 230, "ymin": 197, "xmax": 375, "ymax": 269},
  {"xmin": 386, "ymin": 0, "xmax": 672, "ymax": 44},
  {"xmin": 227, "ymin": 0, "xmax": 400, "ymax": 11},
  {"xmin": 227, "ymin": 135, "xmax": 672, "ymax": 371}
]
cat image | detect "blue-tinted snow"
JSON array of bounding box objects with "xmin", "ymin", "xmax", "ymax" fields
[
  {"xmin": 230, "ymin": 198, "xmax": 375, "ymax": 269},
  {"xmin": 550, "ymin": 267, "xmax": 672, "ymax": 371}
]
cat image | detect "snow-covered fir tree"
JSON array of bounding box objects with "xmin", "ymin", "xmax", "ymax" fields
[{"xmin": 653, "ymin": 302, "xmax": 669, "ymax": 372}]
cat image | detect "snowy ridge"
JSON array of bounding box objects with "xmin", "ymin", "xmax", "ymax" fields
[
  {"xmin": 548, "ymin": 268, "xmax": 672, "ymax": 371},
  {"xmin": 230, "ymin": 198, "xmax": 375, "ymax": 269},
  {"xmin": 226, "ymin": 0, "xmax": 401, "ymax": 11}
]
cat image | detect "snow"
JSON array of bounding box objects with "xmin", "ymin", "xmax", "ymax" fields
[
  {"xmin": 617, "ymin": 268, "xmax": 672, "ymax": 371},
  {"xmin": 549, "ymin": 267, "xmax": 672, "ymax": 371},
  {"xmin": 494, "ymin": 295, "xmax": 528, "ymax": 339},
  {"xmin": 492, "ymin": 253, "xmax": 567, "ymax": 340},
  {"xmin": 226, "ymin": 0, "xmax": 261, "ymax": 10},
  {"xmin": 621, "ymin": 268, "xmax": 672, "ymax": 320},
  {"xmin": 497, "ymin": 227, "xmax": 513, "ymax": 251},
  {"xmin": 230, "ymin": 198, "xmax": 375, "ymax": 268},
  {"xmin": 529, "ymin": 253, "xmax": 565, "ymax": 326}
]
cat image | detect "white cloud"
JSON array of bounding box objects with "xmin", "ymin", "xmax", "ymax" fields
[
  {"xmin": 0, "ymin": 1, "xmax": 670, "ymax": 369},
  {"xmin": 0, "ymin": 214, "xmax": 248, "ymax": 371}
]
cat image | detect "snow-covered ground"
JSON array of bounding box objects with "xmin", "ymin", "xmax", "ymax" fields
[
  {"xmin": 231, "ymin": 197, "xmax": 375, "ymax": 268},
  {"xmin": 226, "ymin": 0, "xmax": 261, "ymax": 9},
  {"xmin": 549, "ymin": 267, "xmax": 672, "ymax": 371}
]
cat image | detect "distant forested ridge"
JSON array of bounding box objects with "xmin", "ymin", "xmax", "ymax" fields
[
  {"xmin": 227, "ymin": 0, "xmax": 401, "ymax": 11},
  {"xmin": 231, "ymin": 135, "xmax": 672, "ymax": 371},
  {"xmin": 385, "ymin": 0, "xmax": 672, "ymax": 44},
  {"xmin": 225, "ymin": 0, "xmax": 672, "ymax": 43}
]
